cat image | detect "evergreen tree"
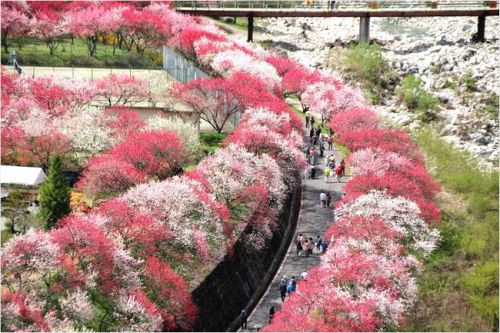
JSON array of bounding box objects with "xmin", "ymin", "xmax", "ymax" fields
[{"xmin": 39, "ymin": 154, "xmax": 71, "ymax": 229}]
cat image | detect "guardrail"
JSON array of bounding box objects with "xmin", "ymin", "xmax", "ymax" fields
[{"xmin": 174, "ymin": 0, "xmax": 499, "ymax": 10}]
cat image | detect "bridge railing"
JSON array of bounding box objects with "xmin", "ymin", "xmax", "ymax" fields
[{"xmin": 174, "ymin": 0, "xmax": 498, "ymax": 11}]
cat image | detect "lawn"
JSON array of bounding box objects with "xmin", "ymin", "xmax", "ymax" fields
[{"xmin": 1, "ymin": 36, "xmax": 162, "ymax": 69}]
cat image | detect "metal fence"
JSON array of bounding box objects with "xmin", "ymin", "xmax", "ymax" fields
[
  {"xmin": 162, "ymin": 45, "xmax": 209, "ymax": 84},
  {"xmin": 17, "ymin": 65, "xmax": 168, "ymax": 81}
]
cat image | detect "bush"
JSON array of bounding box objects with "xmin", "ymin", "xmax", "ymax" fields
[
  {"xmin": 461, "ymin": 70, "xmax": 477, "ymax": 92},
  {"xmin": 200, "ymin": 132, "xmax": 227, "ymax": 154},
  {"xmin": 481, "ymin": 92, "xmax": 499, "ymax": 120},
  {"xmin": 396, "ymin": 74, "xmax": 439, "ymax": 122},
  {"xmin": 345, "ymin": 44, "xmax": 388, "ymax": 87}
]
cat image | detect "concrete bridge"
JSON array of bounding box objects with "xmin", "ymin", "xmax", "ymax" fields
[{"xmin": 174, "ymin": 0, "xmax": 499, "ymax": 42}]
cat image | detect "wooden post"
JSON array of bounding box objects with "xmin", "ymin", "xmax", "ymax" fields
[
  {"xmin": 477, "ymin": 13, "xmax": 486, "ymax": 42},
  {"xmin": 247, "ymin": 14, "xmax": 254, "ymax": 42}
]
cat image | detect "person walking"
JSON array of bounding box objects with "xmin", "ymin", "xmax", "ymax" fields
[
  {"xmin": 305, "ymin": 113, "xmax": 310, "ymax": 128},
  {"xmin": 320, "ymin": 192, "xmax": 327, "ymax": 208},
  {"xmin": 296, "ymin": 234, "xmax": 304, "ymax": 256},
  {"xmin": 309, "ymin": 164, "xmax": 316, "ymax": 179},
  {"xmin": 303, "ymin": 239, "xmax": 310, "ymax": 257},
  {"xmin": 315, "ymin": 235, "xmax": 322, "ymax": 253},
  {"xmin": 319, "ymin": 143, "xmax": 325, "ymax": 158},
  {"xmin": 326, "ymin": 192, "xmax": 331, "ymax": 208},
  {"xmin": 315, "ymin": 127, "xmax": 321, "ymax": 138},
  {"xmin": 309, "ymin": 127, "xmax": 314, "ymax": 142},
  {"xmin": 336, "ymin": 164, "xmax": 344, "ymax": 182},
  {"xmin": 279, "ymin": 280, "xmax": 287, "ymax": 302},
  {"xmin": 311, "ymin": 116, "xmax": 315, "ymax": 127},
  {"xmin": 321, "ymin": 240, "xmax": 329, "ymax": 253},
  {"xmin": 309, "ymin": 148, "xmax": 317, "ymax": 165},
  {"xmin": 340, "ymin": 159, "xmax": 346, "ymax": 177},
  {"xmin": 323, "ymin": 166, "xmax": 331, "ymax": 183},
  {"xmin": 287, "ymin": 280, "xmax": 295, "ymax": 295},
  {"xmin": 240, "ymin": 309, "xmax": 248, "ymax": 329},
  {"xmin": 327, "ymin": 135, "xmax": 333, "ymax": 150},
  {"xmin": 269, "ymin": 306, "xmax": 275, "ymax": 324},
  {"xmin": 301, "ymin": 270, "xmax": 308, "ymax": 280},
  {"xmin": 308, "ymin": 237, "xmax": 314, "ymax": 256}
]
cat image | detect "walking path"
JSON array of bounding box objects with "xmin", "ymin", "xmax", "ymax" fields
[{"xmin": 240, "ymin": 122, "xmax": 347, "ymax": 332}]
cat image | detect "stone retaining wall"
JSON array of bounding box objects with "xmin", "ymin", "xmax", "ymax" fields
[{"xmin": 191, "ymin": 185, "xmax": 302, "ymax": 332}]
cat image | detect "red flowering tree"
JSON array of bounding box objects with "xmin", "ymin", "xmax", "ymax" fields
[
  {"xmin": 263, "ymin": 266, "xmax": 382, "ymax": 332},
  {"xmin": 143, "ymin": 256, "xmax": 197, "ymax": 331},
  {"xmin": 26, "ymin": 76, "xmax": 96, "ymax": 115},
  {"xmin": 174, "ymin": 28, "xmax": 227, "ymax": 60},
  {"xmin": 339, "ymin": 128, "xmax": 423, "ymax": 161},
  {"xmin": 77, "ymin": 155, "xmax": 147, "ymax": 200},
  {"xmin": 1, "ymin": 291, "xmax": 49, "ymax": 332},
  {"xmin": 109, "ymin": 130, "xmax": 187, "ymax": 180},
  {"xmin": 31, "ymin": 8, "xmax": 67, "ymax": 55},
  {"xmin": 343, "ymin": 173, "xmax": 441, "ymax": 222},
  {"xmin": 104, "ymin": 106, "xmax": 146, "ymax": 143},
  {"xmin": 330, "ymin": 108, "xmax": 379, "ymax": 136},
  {"xmin": 53, "ymin": 215, "xmax": 141, "ymax": 296},
  {"xmin": 28, "ymin": 132, "xmax": 71, "ymax": 170},
  {"xmin": 95, "ymin": 199, "xmax": 172, "ymax": 258}
]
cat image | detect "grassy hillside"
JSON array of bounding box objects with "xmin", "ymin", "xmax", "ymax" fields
[{"xmin": 406, "ymin": 129, "xmax": 499, "ymax": 332}]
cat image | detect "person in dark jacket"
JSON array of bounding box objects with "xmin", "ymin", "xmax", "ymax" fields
[
  {"xmin": 269, "ymin": 306, "xmax": 275, "ymax": 324},
  {"xmin": 240, "ymin": 309, "xmax": 248, "ymax": 329},
  {"xmin": 279, "ymin": 280, "xmax": 287, "ymax": 302}
]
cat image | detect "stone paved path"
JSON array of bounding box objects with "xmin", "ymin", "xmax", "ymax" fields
[{"xmin": 240, "ymin": 122, "xmax": 347, "ymax": 332}]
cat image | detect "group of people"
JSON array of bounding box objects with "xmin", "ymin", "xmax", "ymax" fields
[
  {"xmin": 302, "ymin": 0, "xmax": 341, "ymax": 9},
  {"xmin": 323, "ymin": 155, "xmax": 345, "ymax": 183},
  {"xmin": 295, "ymin": 233, "xmax": 328, "ymax": 257}
]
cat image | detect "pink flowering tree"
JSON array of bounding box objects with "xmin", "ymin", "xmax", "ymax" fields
[
  {"xmin": 96, "ymin": 74, "xmax": 151, "ymax": 106},
  {"xmin": 227, "ymin": 124, "xmax": 307, "ymax": 188},
  {"xmin": 123, "ymin": 176, "xmax": 231, "ymax": 268},
  {"xmin": 348, "ymin": 148, "xmax": 414, "ymax": 177},
  {"xmin": 188, "ymin": 144, "xmax": 286, "ymax": 249},
  {"xmin": 104, "ymin": 106, "xmax": 146, "ymax": 144},
  {"xmin": 66, "ymin": 5, "xmax": 107, "ymax": 57},
  {"xmin": 1, "ymin": 6, "xmax": 30, "ymax": 52},
  {"xmin": 77, "ymin": 155, "xmax": 147, "ymax": 200},
  {"xmin": 173, "ymin": 77, "xmax": 243, "ymax": 133},
  {"xmin": 94, "ymin": 199, "xmax": 172, "ymax": 259},
  {"xmin": 31, "ymin": 8, "xmax": 67, "ymax": 55},
  {"xmin": 330, "ymin": 108, "xmax": 379, "ymax": 137},
  {"xmin": 211, "ymin": 49, "xmax": 281, "ymax": 91},
  {"xmin": 335, "ymin": 190, "xmax": 440, "ymax": 255}
]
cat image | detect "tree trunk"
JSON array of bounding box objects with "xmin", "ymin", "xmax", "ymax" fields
[{"xmin": 2, "ymin": 38, "xmax": 9, "ymax": 53}]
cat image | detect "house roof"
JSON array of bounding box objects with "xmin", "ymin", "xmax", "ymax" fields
[{"xmin": 0, "ymin": 165, "xmax": 47, "ymax": 186}]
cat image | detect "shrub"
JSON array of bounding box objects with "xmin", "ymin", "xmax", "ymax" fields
[
  {"xmin": 396, "ymin": 74, "xmax": 438, "ymax": 122},
  {"xmin": 461, "ymin": 70, "xmax": 477, "ymax": 92}
]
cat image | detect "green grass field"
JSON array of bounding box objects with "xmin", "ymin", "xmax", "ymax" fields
[{"xmin": 2, "ymin": 37, "xmax": 162, "ymax": 69}]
